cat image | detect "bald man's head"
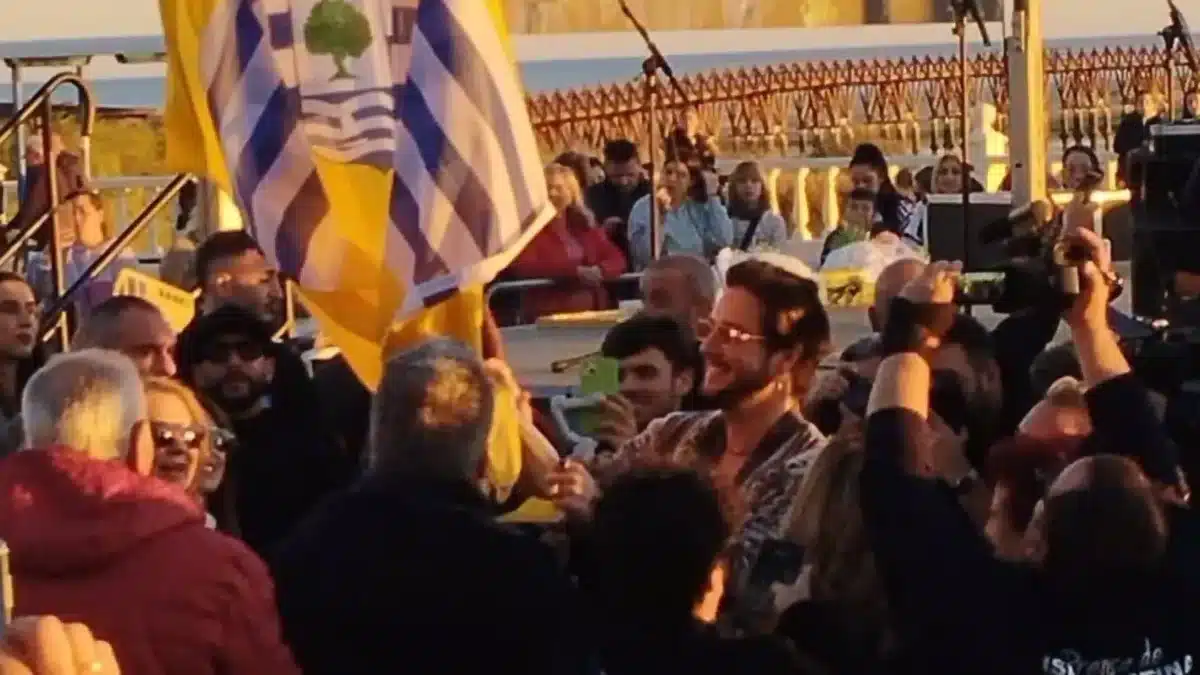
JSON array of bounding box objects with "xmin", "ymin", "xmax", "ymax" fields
[
  {"xmin": 870, "ymin": 259, "xmax": 926, "ymax": 332},
  {"xmin": 1039, "ymin": 454, "xmax": 1167, "ymax": 587}
]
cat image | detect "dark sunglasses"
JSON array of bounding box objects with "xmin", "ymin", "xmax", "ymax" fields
[
  {"xmin": 149, "ymin": 421, "xmax": 207, "ymax": 450},
  {"xmin": 200, "ymin": 341, "xmax": 264, "ymax": 364}
]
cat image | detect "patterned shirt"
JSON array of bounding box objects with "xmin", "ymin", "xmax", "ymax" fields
[{"xmin": 602, "ymin": 409, "xmax": 826, "ymax": 631}]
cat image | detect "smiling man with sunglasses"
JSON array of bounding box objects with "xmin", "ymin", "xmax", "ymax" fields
[{"xmin": 583, "ymin": 258, "xmax": 831, "ymax": 633}]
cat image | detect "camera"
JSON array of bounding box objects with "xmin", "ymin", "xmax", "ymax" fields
[{"xmin": 955, "ymin": 174, "xmax": 1108, "ymax": 313}]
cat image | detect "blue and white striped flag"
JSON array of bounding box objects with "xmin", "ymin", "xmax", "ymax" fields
[{"xmin": 184, "ymin": 0, "xmax": 554, "ymax": 317}]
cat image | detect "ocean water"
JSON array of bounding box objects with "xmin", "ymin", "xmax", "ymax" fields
[{"xmin": 0, "ymin": 33, "xmax": 1171, "ymax": 109}]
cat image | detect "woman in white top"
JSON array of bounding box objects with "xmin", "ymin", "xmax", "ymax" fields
[
  {"xmin": 627, "ymin": 158, "xmax": 733, "ymax": 270},
  {"xmin": 726, "ymin": 161, "xmax": 789, "ymax": 251}
]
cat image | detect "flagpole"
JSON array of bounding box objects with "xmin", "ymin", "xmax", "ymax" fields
[
  {"xmin": 643, "ymin": 59, "xmax": 661, "ymax": 260},
  {"xmin": 619, "ymin": 0, "xmax": 690, "ymax": 261}
]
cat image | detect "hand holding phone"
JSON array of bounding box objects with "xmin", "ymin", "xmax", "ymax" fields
[{"xmin": 592, "ymin": 395, "xmax": 639, "ymax": 451}]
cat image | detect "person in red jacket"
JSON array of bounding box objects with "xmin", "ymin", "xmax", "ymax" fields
[
  {"xmin": 507, "ymin": 163, "xmax": 627, "ymax": 322},
  {"xmin": 0, "ymin": 349, "xmax": 299, "ymax": 675}
]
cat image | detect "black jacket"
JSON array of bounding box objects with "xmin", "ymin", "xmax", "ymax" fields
[
  {"xmin": 862, "ymin": 373, "xmax": 1200, "ymax": 674},
  {"xmin": 270, "ymin": 476, "xmax": 595, "ymax": 675},
  {"xmin": 597, "ymin": 618, "xmax": 803, "ymax": 675},
  {"xmin": 585, "ymin": 179, "xmax": 651, "ymax": 257}
]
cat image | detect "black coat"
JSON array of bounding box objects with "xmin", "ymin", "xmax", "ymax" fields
[
  {"xmin": 597, "ymin": 618, "xmax": 803, "ymax": 675},
  {"xmin": 862, "ymin": 374, "xmax": 1200, "ymax": 674},
  {"xmin": 270, "ymin": 476, "xmax": 595, "ymax": 675}
]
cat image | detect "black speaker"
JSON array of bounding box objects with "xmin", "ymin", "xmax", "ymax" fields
[
  {"xmin": 1129, "ymin": 141, "xmax": 1200, "ymax": 318},
  {"xmin": 924, "ymin": 198, "xmax": 1012, "ymax": 272}
]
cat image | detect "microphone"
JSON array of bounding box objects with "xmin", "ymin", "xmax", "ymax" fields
[
  {"xmin": 1167, "ymin": 0, "xmax": 1200, "ymax": 79},
  {"xmin": 953, "ymin": 0, "xmax": 992, "ymax": 47},
  {"xmin": 979, "ymin": 199, "xmax": 1053, "ymax": 245}
]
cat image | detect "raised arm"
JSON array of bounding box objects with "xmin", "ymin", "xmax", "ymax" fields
[
  {"xmin": 861, "ymin": 262, "xmax": 1015, "ymax": 653},
  {"xmin": 1065, "ymin": 228, "xmax": 1178, "ymax": 484}
]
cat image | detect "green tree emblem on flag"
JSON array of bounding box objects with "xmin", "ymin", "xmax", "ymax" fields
[{"xmin": 303, "ymin": 0, "xmax": 373, "ymax": 81}]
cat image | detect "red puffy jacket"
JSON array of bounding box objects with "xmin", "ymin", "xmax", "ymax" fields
[{"xmin": 0, "ymin": 447, "xmax": 300, "ymax": 675}]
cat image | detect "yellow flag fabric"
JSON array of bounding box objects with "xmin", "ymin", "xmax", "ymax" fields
[{"xmin": 158, "ymin": 0, "xmax": 555, "ymax": 519}]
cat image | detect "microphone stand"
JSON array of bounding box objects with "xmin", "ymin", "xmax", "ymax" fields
[
  {"xmin": 951, "ymin": 0, "xmax": 991, "ymax": 314},
  {"xmin": 1160, "ymin": 23, "xmax": 1181, "ymax": 121},
  {"xmin": 618, "ymin": 0, "xmax": 691, "ymax": 261}
]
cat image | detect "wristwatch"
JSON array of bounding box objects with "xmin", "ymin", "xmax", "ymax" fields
[{"xmin": 947, "ymin": 469, "xmax": 981, "ymax": 496}]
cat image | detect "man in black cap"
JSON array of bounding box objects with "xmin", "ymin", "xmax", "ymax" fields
[{"xmin": 179, "ymin": 305, "xmax": 355, "ymax": 556}]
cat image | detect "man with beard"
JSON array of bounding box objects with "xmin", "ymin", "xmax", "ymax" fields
[
  {"xmin": 591, "ymin": 313, "xmax": 700, "ymax": 452},
  {"xmin": 178, "ymin": 231, "xmax": 329, "ymax": 438},
  {"xmin": 584, "ymin": 259, "xmax": 830, "ymax": 632},
  {"xmin": 586, "ymin": 139, "xmax": 652, "ymax": 259},
  {"xmin": 192, "ymin": 230, "xmax": 285, "ymax": 327},
  {"xmin": 179, "ymin": 305, "xmax": 355, "ymax": 556}
]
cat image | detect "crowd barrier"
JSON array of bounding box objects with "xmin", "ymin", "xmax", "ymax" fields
[{"xmin": 487, "ymin": 272, "xmax": 643, "ymax": 326}]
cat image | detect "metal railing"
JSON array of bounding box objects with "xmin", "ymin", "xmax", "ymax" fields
[
  {"xmin": 39, "ymin": 174, "xmax": 194, "ymax": 343},
  {"xmin": 486, "ymin": 272, "xmax": 643, "ymax": 308},
  {"xmin": 2, "ymin": 176, "xmax": 184, "ymax": 258},
  {"xmin": 0, "ymin": 72, "xmax": 95, "ymax": 351},
  {"xmin": 526, "ymin": 42, "xmax": 1189, "ymax": 159}
]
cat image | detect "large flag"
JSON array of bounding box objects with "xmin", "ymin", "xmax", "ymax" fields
[
  {"xmin": 160, "ymin": 0, "xmax": 557, "ymax": 509},
  {"xmin": 158, "ymin": 0, "xmax": 555, "ymax": 388}
]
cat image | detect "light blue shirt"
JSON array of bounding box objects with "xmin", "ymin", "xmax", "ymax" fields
[
  {"xmin": 27, "ymin": 243, "xmax": 138, "ymax": 314},
  {"xmin": 627, "ymin": 195, "xmax": 734, "ymax": 271}
]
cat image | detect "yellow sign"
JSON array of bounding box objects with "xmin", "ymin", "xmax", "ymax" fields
[
  {"xmin": 113, "ymin": 268, "xmax": 198, "ymax": 333},
  {"xmin": 819, "ymin": 269, "xmax": 875, "ymax": 309}
]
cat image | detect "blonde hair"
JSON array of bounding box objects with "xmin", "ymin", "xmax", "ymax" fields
[
  {"xmin": 785, "ymin": 432, "xmax": 892, "ymax": 648},
  {"xmin": 143, "ymin": 376, "xmax": 216, "ymax": 489},
  {"xmin": 1044, "ymin": 376, "xmax": 1087, "ymax": 410},
  {"xmin": 545, "ymin": 162, "xmax": 585, "ymax": 208}
]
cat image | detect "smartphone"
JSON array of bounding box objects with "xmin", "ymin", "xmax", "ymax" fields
[
  {"xmin": 579, "ymin": 357, "xmax": 621, "ymax": 397},
  {"xmin": 577, "ymin": 357, "xmax": 621, "ymax": 436},
  {"xmin": 749, "ymin": 539, "xmax": 807, "ymax": 587},
  {"xmin": 955, "ymin": 271, "xmax": 1006, "ymax": 306}
]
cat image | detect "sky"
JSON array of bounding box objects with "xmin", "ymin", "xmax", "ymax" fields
[
  {"xmin": 6, "ymin": 0, "xmax": 1200, "ymax": 44},
  {"xmin": 3, "ymin": 0, "xmax": 1200, "ymax": 88}
]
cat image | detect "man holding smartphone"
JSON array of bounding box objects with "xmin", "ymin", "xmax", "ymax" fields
[{"xmin": 590, "ymin": 313, "xmax": 701, "ymax": 452}]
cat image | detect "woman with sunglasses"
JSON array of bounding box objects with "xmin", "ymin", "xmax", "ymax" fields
[{"xmin": 143, "ymin": 377, "xmax": 232, "ymax": 530}]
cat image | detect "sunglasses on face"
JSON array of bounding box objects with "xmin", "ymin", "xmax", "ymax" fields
[
  {"xmin": 696, "ymin": 318, "xmax": 764, "ymax": 345},
  {"xmin": 200, "ymin": 341, "xmax": 264, "ymax": 364},
  {"xmin": 149, "ymin": 421, "xmax": 206, "ymax": 450}
]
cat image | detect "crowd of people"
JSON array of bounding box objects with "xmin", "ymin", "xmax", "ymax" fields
[
  {"xmin": 496, "ymin": 118, "xmax": 1120, "ymax": 327},
  {"xmin": 0, "ymin": 121, "xmax": 1192, "ymax": 674}
]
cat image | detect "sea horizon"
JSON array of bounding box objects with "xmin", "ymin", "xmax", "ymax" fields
[{"xmin": 0, "ymin": 29, "xmax": 1177, "ymax": 109}]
